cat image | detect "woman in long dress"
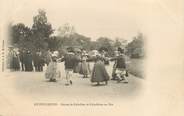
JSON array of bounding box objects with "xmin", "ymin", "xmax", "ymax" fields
[
  {"xmin": 44, "ymin": 50, "xmax": 52, "ymax": 66},
  {"xmin": 73, "ymin": 51, "xmax": 81, "ymax": 73},
  {"xmin": 8, "ymin": 49, "xmax": 20, "ymax": 71},
  {"xmin": 91, "ymin": 55, "xmax": 110, "ymax": 85},
  {"xmin": 79, "ymin": 54, "xmax": 91, "ymax": 78},
  {"xmin": 45, "ymin": 54, "xmax": 61, "ymax": 82},
  {"xmin": 12, "ymin": 50, "xmax": 20, "ymax": 71}
]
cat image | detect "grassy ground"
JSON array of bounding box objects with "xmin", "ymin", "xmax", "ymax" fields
[{"xmin": 127, "ymin": 58, "xmax": 144, "ymax": 78}]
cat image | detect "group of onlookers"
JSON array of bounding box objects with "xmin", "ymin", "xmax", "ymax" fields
[{"xmin": 7, "ymin": 47, "xmax": 49, "ymax": 72}]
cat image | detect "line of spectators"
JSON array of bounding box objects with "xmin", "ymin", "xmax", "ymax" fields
[{"xmin": 7, "ymin": 47, "xmax": 51, "ymax": 72}]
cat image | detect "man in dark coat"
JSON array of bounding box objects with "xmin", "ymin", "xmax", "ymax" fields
[
  {"xmin": 33, "ymin": 51, "xmax": 44, "ymax": 72},
  {"xmin": 24, "ymin": 50, "xmax": 33, "ymax": 71},
  {"xmin": 110, "ymin": 47, "xmax": 128, "ymax": 83},
  {"xmin": 60, "ymin": 47, "xmax": 81, "ymax": 86},
  {"xmin": 19, "ymin": 49, "xmax": 26, "ymax": 71}
]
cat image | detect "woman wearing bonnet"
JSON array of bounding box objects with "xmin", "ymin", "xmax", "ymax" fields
[
  {"xmin": 91, "ymin": 54, "xmax": 110, "ymax": 86},
  {"xmin": 45, "ymin": 52, "xmax": 61, "ymax": 82}
]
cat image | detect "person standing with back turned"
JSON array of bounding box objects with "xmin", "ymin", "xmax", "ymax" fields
[{"xmin": 60, "ymin": 47, "xmax": 81, "ymax": 86}]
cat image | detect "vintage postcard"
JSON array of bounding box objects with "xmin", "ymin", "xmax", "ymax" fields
[{"xmin": 0, "ymin": 0, "xmax": 183, "ymax": 116}]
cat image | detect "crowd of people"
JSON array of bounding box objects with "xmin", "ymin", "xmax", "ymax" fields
[
  {"xmin": 44, "ymin": 47, "xmax": 129, "ymax": 86},
  {"xmin": 7, "ymin": 46, "xmax": 129, "ymax": 86},
  {"xmin": 7, "ymin": 47, "xmax": 48, "ymax": 72}
]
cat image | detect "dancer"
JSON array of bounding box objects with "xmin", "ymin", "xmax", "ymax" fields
[
  {"xmin": 60, "ymin": 47, "xmax": 80, "ymax": 86},
  {"xmin": 79, "ymin": 51, "xmax": 91, "ymax": 78},
  {"xmin": 45, "ymin": 53, "xmax": 61, "ymax": 82},
  {"xmin": 111, "ymin": 50, "xmax": 119, "ymax": 80},
  {"xmin": 110, "ymin": 47, "xmax": 128, "ymax": 83},
  {"xmin": 73, "ymin": 50, "xmax": 81, "ymax": 74},
  {"xmin": 91, "ymin": 55, "xmax": 110, "ymax": 86}
]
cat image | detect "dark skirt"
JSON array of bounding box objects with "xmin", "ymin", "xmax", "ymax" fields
[
  {"xmin": 24, "ymin": 55, "xmax": 33, "ymax": 71},
  {"xmin": 25, "ymin": 63, "xmax": 33, "ymax": 71},
  {"xmin": 79, "ymin": 61, "xmax": 90, "ymax": 75},
  {"xmin": 12, "ymin": 57, "xmax": 20, "ymax": 71},
  {"xmin": 91, "ymin": 61, "xmax": 110, "ymax": 82},
  {"xmin": 73, "ymin": 62, "xmax": 81, "ymax": 73}
]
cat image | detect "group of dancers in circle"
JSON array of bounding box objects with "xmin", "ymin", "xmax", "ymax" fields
[{"xmin": 45, "ymin": 47, "xmax": 128, "ymax": 86}]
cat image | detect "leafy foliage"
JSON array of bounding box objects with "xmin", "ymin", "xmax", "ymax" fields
[
  {"xmin": 126, "ymin": 33, "xmax": 145, "ymax": 58},
  {"xmin": 9, "ymin": 9, "xmax": 144, "ymax": 58},
  {"xmin": 31, "ymin": 9, "xmax": 54, "ymax": 50},
  {"xmin": 10, "ymin": 23, "xmax": 32, "ymax": 49}
]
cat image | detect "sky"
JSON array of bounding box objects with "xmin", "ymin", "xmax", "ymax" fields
[
  {"xmin": 1, "ymin": 0, "xmax": 183, "ymax": 41},
  {"xmin": 1, "ymin": 0, "xmax": 154, "ymax": 41}
]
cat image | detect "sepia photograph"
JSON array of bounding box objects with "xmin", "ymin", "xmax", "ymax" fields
[
  {"xmin": 4, "ymin": 1, "xmax": 145, "ymax": 98},
  {"xmin": 0, "ymin": 0, "xmax": 184, "ymax": 116}
]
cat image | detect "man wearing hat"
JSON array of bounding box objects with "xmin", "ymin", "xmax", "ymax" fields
[
  {"xmin": 60, "ymin": 47, "xmax": 81, "ymax": 86},
  {"xmin": 110, "ymin": 47, "xmax": 128, "ymax": 83}
]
